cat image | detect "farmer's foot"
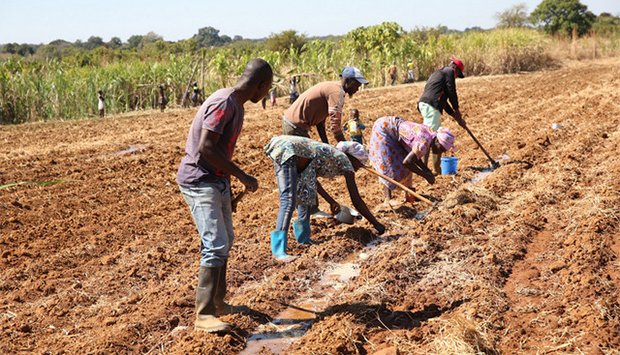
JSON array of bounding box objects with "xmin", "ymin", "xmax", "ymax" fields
[{"xmin": 405, "ymin": 190, "xmax": 420, "ymax": 203}]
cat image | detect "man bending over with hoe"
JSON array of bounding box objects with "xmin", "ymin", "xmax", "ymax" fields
[
  {"xmin": 418, "ymin": 58, "xmax": 466, "ymax": 174},
  {"xmin": 177, "ymin": 59, "xmax": 273, "ymax": 334},
  {"xmin": 282, "ymin": 66, "xmax": 368, "ymax": 217}
]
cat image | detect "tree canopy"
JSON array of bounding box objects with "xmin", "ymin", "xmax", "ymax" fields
[
  {"xmin": 530, "ymin": 0, "xmax": 596, "ymax": 37},
  {"xmin": 496, "ymin": 3, "xmax": 530, "ymax": 28},
  {"xmin": 264, "ymin": 30, "xmax": 307, "ymax": 53},
  {"xmin": 593, "ymin": 13, "xmax": 620, "ymax": 36},
  {"xmin": 192, "ymin": 26, "xmax": 232, "ymax": 48}
]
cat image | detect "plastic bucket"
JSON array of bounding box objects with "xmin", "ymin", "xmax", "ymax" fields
[{"xmin": 440, "ymin": 156, "xmax": 458, "ymax": 175}]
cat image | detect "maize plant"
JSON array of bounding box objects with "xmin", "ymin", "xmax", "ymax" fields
[{"xmin": 0, "ymin": 25, "xmax": 554, "ymax": 124}]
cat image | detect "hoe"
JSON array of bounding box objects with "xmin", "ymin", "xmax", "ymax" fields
[{"xmin": 463, "ymin": 125, "xmax": 500, "ymax": 170}]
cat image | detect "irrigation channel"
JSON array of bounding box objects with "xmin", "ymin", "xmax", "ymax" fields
[{"xmin": 240, "ymin": 238, "xmax": 385, "ymax": 354}]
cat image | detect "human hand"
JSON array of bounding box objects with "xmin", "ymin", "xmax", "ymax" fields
[
  {"xmin": 454, "ymin": 110, "xmax": 466, "ymax": 127},
  {"xmin": 373, "ymin": 222, "xmax": 386, "ymax": 235},
  {"xmin": 330, "ymin": 202, "xmax": 341, "ymax": 216},
  {"xmin": 425, "ymin": 171, "xmax": 436, "ymax": 185},
  {"xmin": 240, "ymin": 174, "xmax": 259, "ymax": 192}
]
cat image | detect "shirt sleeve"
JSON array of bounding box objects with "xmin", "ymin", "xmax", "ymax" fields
[
  {"xmin": 445, "ymin": 69, "xmax": 459, "ymax": 113},
  {"xmin": 202, "ymin": 98, "xmax": 232, "ymax": 134}
]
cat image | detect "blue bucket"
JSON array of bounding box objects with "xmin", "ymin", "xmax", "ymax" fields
[{"xmin": 440, "ymin": 156, "xmax": 458, "ymax": 175}]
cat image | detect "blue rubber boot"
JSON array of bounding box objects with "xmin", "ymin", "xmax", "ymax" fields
[
  {"xmin": 293, "ymin": 218, "xmax": 314, "ymax": 244},
  {"xmin": 270, "ymin": 230, "xmax": 296, "ymax": 262}
]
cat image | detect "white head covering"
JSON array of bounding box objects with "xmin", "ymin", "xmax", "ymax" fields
[{"xmin": 335, "ymin": 141, "xmax": 368, "ymax": 165}]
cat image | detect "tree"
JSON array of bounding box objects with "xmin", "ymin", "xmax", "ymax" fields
[
  {"xmin": 127, "ymin": 35, "xmax": 143, "ymax": 49},
  {"xmin": 264, "ymin": 30, "xmax": 307, "ymax": 52},
  {"xmin": 16, "ymin": 44, "xmax": 35, "ymax": 56},
  {"xmin": 37, "ymin": 44, "xmax": 62, "ymax": 60},
  {"xmin": 496, "ymin": 3, "xmax": 529, "ymax": 28},
  {"xmin": 592, "ymin": 13, "xmax": 620, "ymax": 36},
  {"xmin": 85, "ymin": 36, "xmax": 105, "ymax": 50},
  {"xmin": 192, "ymin": 26, "xmax": 231, "ymax": 47},
  {"xmin": 530, "ymin": 0, "xmax": 596, "ymax": 37},
  {"xmin": 142, "ymin": 31, "xmax": 163, "ymax": 45},
  {"xmin": 107, "ymin": 37, "xmax": 123, "ymax": 49},
  {"xmin": 3, "ymin": 43, "xmax": 18, "ymax": 54}
]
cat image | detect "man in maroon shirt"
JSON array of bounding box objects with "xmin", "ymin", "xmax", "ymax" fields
[{"xmin": 177, "ymin": 58, "xmax": 273, "ymax": 333}]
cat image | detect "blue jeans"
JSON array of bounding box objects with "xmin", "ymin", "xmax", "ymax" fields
[
  {"xmin": 179, "ymin": 180, "xmax": 233, "ymax": 268},
  {"xmin": 274, "ymin": 158, "xmax": 310, "ymax": 233}
]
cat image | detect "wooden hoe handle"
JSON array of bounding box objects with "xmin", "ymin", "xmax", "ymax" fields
[{"xmin": 361, "ymin": 166, "xmax": 434, "ymax": 206}]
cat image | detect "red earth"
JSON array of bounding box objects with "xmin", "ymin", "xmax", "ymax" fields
[{"xmin": 1, "ymin": 57, "xmax": 619, "ymax": 354}]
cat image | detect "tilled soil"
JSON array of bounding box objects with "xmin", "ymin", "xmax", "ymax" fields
[{"xmin": 1, "ymin": 58, "xmax": 619, "ymax": 354}]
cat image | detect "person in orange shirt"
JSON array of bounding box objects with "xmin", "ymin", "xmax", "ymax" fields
[
  {"xmin": 281, "ymin": 66, "xmax": 368, "ymax": 216},
  {"xmin": 282, "ymin": 66, "xmax": 368, "ymax": 144}
]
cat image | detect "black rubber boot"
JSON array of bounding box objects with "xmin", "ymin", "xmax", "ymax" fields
[
  {"xmin": 214, "ymin": 263, "xmax": 233, "ymax": 316},
  {"xmin": 195, "ymin": 266, "xmax": 230, "ymax": 333}
]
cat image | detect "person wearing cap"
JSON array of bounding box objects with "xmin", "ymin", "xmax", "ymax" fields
[
  {"xmin": 417, "ymin": 58, "xmax": 466, "ymax": 174},
  {"xmin": 264, "ymin": 135, "xmax": 385, "ymax": 261},
  {"xmin": 368, "ymin": 116, "xmax": 456, "ymax": 203},
  {"xmin": 281, "ymin": 66, "xmax": 368, "ymax": 217},
  {"xmin": 282, "ymin": 66, "xmax": 368, "ymax": 144}
]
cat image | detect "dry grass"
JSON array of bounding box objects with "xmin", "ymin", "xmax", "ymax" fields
[
  {"xmin": 546, "ymin": 35, "xmax": 620, "ymax": 61},
  {"xmin": 424, "ymin": 313, "xmax": 498, "ymax": 355}
]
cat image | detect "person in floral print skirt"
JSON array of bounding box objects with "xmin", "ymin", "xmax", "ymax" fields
[{"xmin": 368, "ymin": 116, "xmax": 455, "ymax": 203}]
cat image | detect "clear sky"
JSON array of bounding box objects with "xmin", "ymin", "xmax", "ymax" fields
[{"xmin": 1, "ymin": 0, "xmax": 618, "ymax": 44}]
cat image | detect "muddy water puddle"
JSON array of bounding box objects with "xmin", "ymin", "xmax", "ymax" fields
[
  {"xmin": 113, "ymin": 144, "xmax": 147, "ymax": 156},
  {"xmin": 470, "ymin": 154, "xmax": 510, "ymax": 183},
  {"xmin": 240, "ymin": 241, "xmax": 381, "ymax": 354}
]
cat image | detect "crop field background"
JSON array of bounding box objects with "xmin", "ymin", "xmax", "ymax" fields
[{"xmin": 2, "ymin": 25, "xmax": 619, "ymax": 124}]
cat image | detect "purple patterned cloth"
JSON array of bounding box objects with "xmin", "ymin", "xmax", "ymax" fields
[{"xmin": 368, "ymin": 116, "xmax": 435, "ymax": 190}]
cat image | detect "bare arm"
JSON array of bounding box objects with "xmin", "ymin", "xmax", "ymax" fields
[
  {"xmin": 403, "ymin": 150, "xmax": 435, "ymax": 184},
  {"xmin": 316, "ymin": 181, "xmax": 340, "ymax": 215},
  {"xmin": 329, "ymin": 112, "xmax": 346, "ymax": 142},
  {"xmin": 316, "ymin": 121, "xmax": 329, "ymax": 144},
  {"xmin": 344, "ymin": 171, "xmax": 385, "ymax": 234},
  {"xmin": 198, "ymin": 129, "xmax": 258, "ymax": 192}
]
